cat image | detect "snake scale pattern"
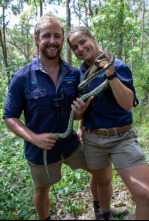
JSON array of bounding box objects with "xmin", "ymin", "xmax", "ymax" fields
[{"xmin": 43, "ymin": 53, "xmax": 115, "ymax": 186}]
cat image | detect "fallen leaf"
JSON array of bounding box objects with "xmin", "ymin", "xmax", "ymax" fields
[
  {"xmin": 57, "ymin": 209, "xmax": 62, "ymax": 217},
  {"xmin": 0, "ymin": 211, "xmax": 4, "ymax": 216}
]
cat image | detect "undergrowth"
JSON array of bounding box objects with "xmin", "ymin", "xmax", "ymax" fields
[{"xmin": 0, "ymin": 117, "xmax": 148, "ymax": 220}]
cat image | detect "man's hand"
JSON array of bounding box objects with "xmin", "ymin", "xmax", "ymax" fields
[
  {"xmin": 32, "ymin": 133, "xmax": 59, "ymax": 150},
  {"xmin": 71, "ymin": 96, "xmax": 94, "ymax": 120},
  {"xmin": 77, "ymin": 128, "xmax": 83, "ymax": 143},
  {"xmin": 4, "ymin": 118, "xmax": 59, "ymax": 150}
]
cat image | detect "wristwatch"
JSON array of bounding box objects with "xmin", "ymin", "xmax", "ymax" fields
[{"xmin": 106, "ymin": 69, "xmax": 117, "ymax": 80}]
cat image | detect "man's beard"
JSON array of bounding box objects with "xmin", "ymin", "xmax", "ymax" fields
[{"xmin": 40, "ymin": 45, "xmax": 62, "ymax": 60}]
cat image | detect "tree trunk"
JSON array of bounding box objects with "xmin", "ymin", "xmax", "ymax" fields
[
  {"xmin": 0, "ymin": 7, "xmax": 10, "ymax": 85},
  {"xmin": 141, "ymin": 0, "xmax": 145, "ymax": 57},
  {"xmin": 117, "ymin": 0, "xmax": 124, "ymax": 60},
  {"xmin": 40, "ymin": 0, "xmax": 43, "ymax": 17},
  {"xmin": 89, "ymin": 0, "xmax": 93, "ymax": 16},
  {"xmin": 26, "ymin": 28, "xmax": 30, "ymax": 60},
  {"xmin": 78, "ymin": 0, "xmax": 81, "ymax": 25},
  {"xmin": 66, "ymin": 0, "xmax": 72, "ymax": 65}
]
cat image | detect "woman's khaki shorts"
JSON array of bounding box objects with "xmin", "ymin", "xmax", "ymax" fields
[
  {"xmin": 28, "ymin": 143, "xmax": 87, "ymax": 187},
  {"xmin": 82, "ymin": 127, "xmax": 147, "ymax": 170}
]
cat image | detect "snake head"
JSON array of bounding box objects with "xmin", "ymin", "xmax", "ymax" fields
[
  {"xmin": 94, "ymin": 54, "xmax": 106, "ymax": 67},
  {"xmin": 94, "ymin": 53, "xmax": 115, "ymax": 68}
]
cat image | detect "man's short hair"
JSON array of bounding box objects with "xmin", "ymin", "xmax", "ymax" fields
[
  {"xmin": 34, "ymin": 13, "xmax": 64, "ymax": 38},
  {"xmin": 33, "ymin": 13, "xmax": 64, "ymax": 57}
]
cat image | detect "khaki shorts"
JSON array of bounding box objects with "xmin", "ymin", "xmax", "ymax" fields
[
  {"xmin": 28, "ymin": 143, "xmax": 87, "ymax": 187},
  {"xmin": 82, "ymin": 127, "xmax": 147, "ymax": 170}
]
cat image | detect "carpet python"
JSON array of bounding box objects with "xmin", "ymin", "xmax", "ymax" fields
[{"xmin": 43, "ymin": 52, "xmax": 115, "ymax": 192}]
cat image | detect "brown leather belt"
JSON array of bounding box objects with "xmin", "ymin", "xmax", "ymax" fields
[{"xmin": 87, "ymin": 125, "xmax": 132, "ymax": 137}]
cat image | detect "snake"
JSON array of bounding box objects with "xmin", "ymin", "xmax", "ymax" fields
[{"xmin": 43, "ymin": 52, "xmax": 115, "ymax": 193}]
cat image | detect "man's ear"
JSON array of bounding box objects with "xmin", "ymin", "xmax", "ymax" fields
[
  {"xmin": 92, "ymin": 35, "xmax": 96, "ymax": 40},
  {"xmin": 34, "ymin": 35, "xmax": 39, "ymax": 44}
]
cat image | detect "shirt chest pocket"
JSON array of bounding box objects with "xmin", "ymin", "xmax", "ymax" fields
[
  {"xmin": 26, "ymin": 88, "xmax": 52, "ymax": 112},
  {"xmin": 63, "ymin": 85, "xmax": 76, "ymax": 102}
]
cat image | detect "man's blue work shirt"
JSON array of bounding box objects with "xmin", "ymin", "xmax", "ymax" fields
[
  {"xmin": 79, "ymin": 58, "xmax": 139, "ymax": 129},
  {"xmin": 3, "ymin": 57, "xmax": 80, "ymax": 165}
]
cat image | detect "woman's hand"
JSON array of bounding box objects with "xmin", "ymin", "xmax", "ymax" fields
[
  {"xmin": 97, "ymin": 50, "xmax": 115, "ymax": 76},
  {"xmin": 71, "ymin": 96, "xmax": 94, "ymax": 120}
]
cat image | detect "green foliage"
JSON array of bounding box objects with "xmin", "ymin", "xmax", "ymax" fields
[
  {"xmin": 49, "ymin": 163, "xmax": 90, "ymax": 215},
  {"xmin": 91, "ymin": 1, "xmax": 140, "ymax": 55},
  {"xmin": 134, "ymin": 65, "xmax": 149, "ymax": 101},
  {"xmin": 0, "ymin": 0, "xmax": 149, "ymax": 220},
  {"xmin": 0, "ymin": 138, "xmax": 36, "ymax": 220},
  {"xmin": 115, "ymin": 214, "xmax": 125, "ymax": 220},
  {"xmin": 0, "ymin": 133, "xmax": 91, "ymax": 220},
  {"xmin": 0, "ymin": 124, "xmax": 148, "ymax": 220}
]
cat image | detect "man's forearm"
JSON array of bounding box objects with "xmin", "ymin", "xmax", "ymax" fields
[{"xmin": 4, "ymin": 118, "xmax": 36, "ymax": 145}]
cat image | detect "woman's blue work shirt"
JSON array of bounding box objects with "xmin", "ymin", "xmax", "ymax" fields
[
  {"xmin": 3, "ymin": 57, "xmax": 80, "ymax": 165},
  {"xmin": 79, "ymin": 58, "xmax": 139, "ymax": 129}
]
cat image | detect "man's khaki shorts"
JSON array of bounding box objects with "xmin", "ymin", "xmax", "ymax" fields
[
  {"xmin": 28, "ymin": 143, "xmax": 87, "ymax": 187},
  {"xmin": 82, "ymin": 127, "xmax": 147, "ymax": 170}
]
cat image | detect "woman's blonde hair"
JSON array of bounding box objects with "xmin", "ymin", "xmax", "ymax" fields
[{"xmin": 33, "ymin": 13, "xmax": 64, "ymax": 57}]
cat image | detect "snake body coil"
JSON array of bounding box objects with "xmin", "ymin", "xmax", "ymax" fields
[{"xmin": 43, "ymin": 53, "xmax": 115, "ymax": 187}]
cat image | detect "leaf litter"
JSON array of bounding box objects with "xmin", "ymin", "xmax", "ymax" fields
[{"xmin": 50, "ymin": 171, "xmax": 136, "ymax": 220}]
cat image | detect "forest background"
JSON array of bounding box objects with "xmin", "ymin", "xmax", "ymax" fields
[{"xmin": 0, "ymin": 0, "xmax": 149, "ymax": 220}]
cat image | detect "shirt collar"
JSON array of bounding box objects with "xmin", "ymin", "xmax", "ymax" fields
[
  {"xmin": 35, "ymin": 56, "xmax": 67, "ymax": 78},
  {"xmin": 39, "ymin": 62, "xmax": 48, "ymax": 75},
  {"xmin": 35, "ymin": 56, "xmax": 67, "ymax": 92}
]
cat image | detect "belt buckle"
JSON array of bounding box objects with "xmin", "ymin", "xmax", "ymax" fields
[{"xmin": 97, "ymin": 129, "xmax": 109, "ymax": 137}]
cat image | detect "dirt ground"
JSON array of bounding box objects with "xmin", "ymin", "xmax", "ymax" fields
[
  {"xmin": 50, "ymin": 203, "xmax": 135, "ymax": 220},
  {"xmin": 50, "ymin": 187, "xmax": 136, "ymax": 220}
]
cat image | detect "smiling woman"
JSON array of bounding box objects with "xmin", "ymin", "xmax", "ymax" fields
[{"xmin": 67, "ymin": 27, "xmax": 100, "ymax": 67}]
